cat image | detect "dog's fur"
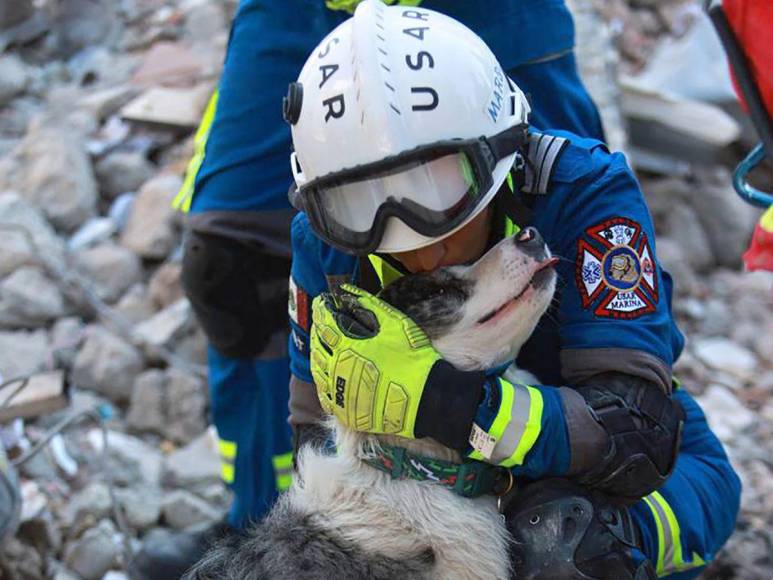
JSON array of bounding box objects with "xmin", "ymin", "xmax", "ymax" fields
[{"xmin": 186, "ymin": 234, "xmax": 557, "ymax": 580}]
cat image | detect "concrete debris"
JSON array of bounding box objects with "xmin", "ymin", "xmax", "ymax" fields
[
  {"xmin": 693, "ymin": 338, "xmax": 758, "ymax": 378},
  {"xmin": 63, "ymin": 519, "xmax": 119, "ymax": 580},
  {"xmin": 162, "ymin": 489, "xmax": 224, "ymax": 531},
  {"xmin": 72, "ymin": 325, "xmax": 144, "ymax": 403},
  {"xmin": 133, "ymin": 298, "xmax": 194, "ymax": 353},
  {"xmin": 121, "ymin": 85, "xmax": 212, "ymax": 129},
  {"xmin": 697, "ymin": 385, "xmax": 757, "ymax": 444},
  {"xmin": 0, "ymin": 266, "xmax": 68, "ymax": 328},
  {"xmin": 74, "ymin": 242, "xmax": 143, "ymax": 303},
  {"xmin": 68, "ymin": 217, "xmax": 117, "ymax": 252},
  {"xmin": 120, "ymin": 174, "xmax": 182, "ymax": 259},
  {"xmin": 95, "ymin": 150, "xmax": 155, "ymax": 200},
  {"xmin": 0, "ymin": 328, "xmax": 48, "ymax": 378},
  {"xmin": 163, "ymin": 428, "xmax": 221, "ymax": 490},
  {"xmin": 0, "ymin": 54, "xmax": 30, "ymax": 106},
  {"xmin": 131, "ymin": 41, "xmax": 204, "ymax": 87},
  {"xmin": 148, "ymin": 261, "xmax": 184, "ymax": 310}
]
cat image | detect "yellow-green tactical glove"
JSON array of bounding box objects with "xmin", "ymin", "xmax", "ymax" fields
[{"xmin": 310, "ymin": 284, "xmax": 485, "ymax": 450}]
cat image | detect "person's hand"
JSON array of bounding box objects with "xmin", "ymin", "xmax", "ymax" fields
[{"xmin": 309, "ymin": 284, "xmax": 484, "ymax": 448}]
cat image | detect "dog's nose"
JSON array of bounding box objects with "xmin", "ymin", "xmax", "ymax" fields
[{"xmin": 514, "ymin": 227, "xmax": 547, "ymax": 259}]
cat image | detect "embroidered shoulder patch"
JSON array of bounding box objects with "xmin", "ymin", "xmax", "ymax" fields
[{"xmin": 576, "ymin": 217, "xmax": 658, "ymax": 319}]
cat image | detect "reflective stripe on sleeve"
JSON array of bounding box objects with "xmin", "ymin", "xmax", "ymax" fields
[
  {"xmin": 326, "ymin": 0, "xmax": 422, "ymax": 13},
  {"xmin": 469, "ymin": 379, "xmax": 543, "ymax": 467},
  {"xmin": 173, "ymin": 89, "xmax": 220, "ymax": 213},
  {"xmin": 642, "ymin": 491, "xmax": 706, "ymax": 576},
  {"xmin": 272, "ymin": 452, "xmax": 294, "ymax": 492}
]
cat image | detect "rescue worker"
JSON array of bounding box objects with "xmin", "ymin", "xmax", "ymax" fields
[
  {"xmin": 287, "ymin": 3, "xmax": 740, "ymax": 578},
  {"xmin": 131, "ymin": 0, "xmax": 607, "ymax": 577}
]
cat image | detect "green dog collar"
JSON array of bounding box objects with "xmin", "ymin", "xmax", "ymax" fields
[{"xmin": 364, "ymin": 444, "xmax": 513, "ymax": 499}]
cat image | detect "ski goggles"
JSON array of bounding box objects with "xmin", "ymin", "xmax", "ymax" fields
[{"xmin": 289, "ymin": 124, "xmax": 528, "ymax": 255}]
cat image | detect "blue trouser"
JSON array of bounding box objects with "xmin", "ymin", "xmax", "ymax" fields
[
  {"xmin": 192, "ymin": 0, "xmax": 604, "ymax": 528},
  {"xmin": 208, "ymin": 348, "xmax": 293, "ymax": 528}
]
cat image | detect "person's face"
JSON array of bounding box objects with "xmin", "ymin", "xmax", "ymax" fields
[{"xmin": 390, "ymin": 206, "xmax": 493, "ymax": 273}]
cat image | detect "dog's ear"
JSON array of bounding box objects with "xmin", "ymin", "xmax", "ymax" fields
[{"xmin": 181, "ymin": 535, "xmax": 242, "ymax": 580}]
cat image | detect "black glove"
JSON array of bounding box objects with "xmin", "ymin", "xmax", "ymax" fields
[{"xmin": 504, "ymin": 478, "xmax": 656, "ymax": 580}]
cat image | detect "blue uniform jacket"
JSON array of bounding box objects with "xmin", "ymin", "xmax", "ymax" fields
[{"xmin": 287, "ymin": 130, "xmax": 740, "ymax": 577}]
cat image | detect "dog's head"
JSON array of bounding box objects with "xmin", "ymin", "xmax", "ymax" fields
[{"xmin": 379, "ymin": 228, "xmax": 557, "ymax": 371}]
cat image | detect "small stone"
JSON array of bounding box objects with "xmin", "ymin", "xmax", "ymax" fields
[
  {"xmin": 697, "ymin": 299, "xmax": 733, "ymax": 337},
  {"xmin": 61, "ymin": 482, "xmax": 111, "ymax": 528},
  {"xmin": 120, "ymin": 174, "xmax": 182, "ymax": 259},
  {"xmin": 0, "ymin": 54, "xmax": 29, "ymax": 106},
  {"xmin": 75, "ymin": 242, "xmax": 143, "ymax": 303},
  {"xmin": 72, "ymin": 325, "xmax": 144, "ymax": 403},
  {"xmin": 148, "ymin": 261, "xmax": 183, "ymax": 309},
  {"xmin": 95, "ymin": 151, "xmax": 154, "ymax": 199},
  {"xmin": 0, "ymin": 266, "xmax": 67, "ymax": 328},
  {"xmin": 697, "ymin": 384, "xmax": 756, "ymax": 443},
  {"xmin": 161, "ymin": 489, "xmax": 222, "ymax": 531},
  {"xmin": 165, "ymin": 369, "xmax": 207, "ymax": 444},
  {"xmin": 115, "ymin": 486, "xmax": 162, "ymax": 532},
  {"xmin": 126, "ymin": 370, "xmax": 166, "ymax": 435},
  {"xmin": 0, "ymin": 328, "xmax": 48, "ymax": 378},
  {"xmin": 107, "ymin": 192, "xmax": 135, "ymax": 232},
  {"xmin": 133, "ymin": 299, "xmax": 194, "ymax": 352},
  {"xmin": 693, "ymin": 337, "xmax": 758, "ymax": 377},
  {"xmin": 87, "ymin": 429, "xmax": 164, "ymax": 487},
  {"xmin": 63, "ymin": 519, "xmax": 119, "ymax": 580},
  {"xmin": 68, "ymin": 218, "xmax": 117, "ymax": 252},
  {"xmin": 163, "ymin": 428, "xmax": 221, "ymax": 490},
  {"xmin": 113, "ymin": 283, "xmax": 154, "ymax": 325},
  {"xmin": 0, "ymin": 192, "xmax": 66, "ymax": 278}
]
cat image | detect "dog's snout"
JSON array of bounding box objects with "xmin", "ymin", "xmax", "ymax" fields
[{"xmin": 514, "ymin": 227, "xmax": 547, "ymax": 259}]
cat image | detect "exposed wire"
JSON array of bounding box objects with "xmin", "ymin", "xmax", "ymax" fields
[
  {"xmin": 0, "ymin": 377, "xmax": 31, "ymax": 411},
  {"xmin": 11, "ymin": 408, "xmax": 134, "ymax": 565}
]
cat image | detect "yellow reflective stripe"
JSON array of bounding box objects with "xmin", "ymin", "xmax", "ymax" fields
[
  {"xmin": 502, "ymin": 385, "xmax": 543, "ymax": 467},
  {"xmin": 503, "ymin": 217, "xmax": 520, "ymax": 237},
  {"xmin": 367, "ymin": 255, "xmax": 404, "ymax": 288},
  {"xmin": 272, "ymin": 452, "xmax": 294, "ymax": 471},
  {"xmin": 761, "ymin": 205, "xmax": 773, "ymax": 232},
  {"xmin": 221, "ymin": 462, "xmax": 235, "ymax": 484},
  {"xmin": 326, "ymin": 0, "xmax": 422, "ymax": 12},
  {"xmin": 173, "ymin": 89, "xmax": 220, "ymax": 213},
  {"xmin": 467, "ymin": 378, "xmax": 517, "ymax": 462},
  {"xmin": 644, "ymin": 491, "xmax": 706, "ymax": 576},
  {"xmin": 276, "ymin": 473, "xmax": 293, "ymax": 491},
  {"xmin": 218, "ymin": 438, "xmax": 237, "ymax": 461},
  {"xmin": 272, "ymin": 452, "xmax": 294, "ymax": 492}
]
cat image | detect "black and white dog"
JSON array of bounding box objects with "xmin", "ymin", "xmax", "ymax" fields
[{"xmin": 185, "ymin": 228, "xmax": 557, "ymax": 580}]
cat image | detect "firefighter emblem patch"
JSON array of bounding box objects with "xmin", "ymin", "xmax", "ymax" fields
[{"xmin": 576, "ymin": 217, "xmax": 658, "ymax": 319}]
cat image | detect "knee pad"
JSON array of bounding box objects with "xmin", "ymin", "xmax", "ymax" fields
[
  {"xmin": 181, "ymin": 230, "xmax": 290, "ymax": 358},
  {"xmin": 505, "ymin": 479, "xmax": 656, "ymax": 580}
]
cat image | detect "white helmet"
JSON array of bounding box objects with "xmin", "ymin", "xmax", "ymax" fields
[{"xmin": 285, "ymin": 0, "xmax": 530, "ymax": 255}]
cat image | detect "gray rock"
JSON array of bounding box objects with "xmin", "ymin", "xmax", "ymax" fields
[
  {"xmin": 161, "ymin": 489, "xmax": 222, "ymax": 531},
  {"xmin": 95, "ymin": 151, "xmax": 154, "ymax": 199},
  {"xmin": 107, "ymin": 192, "xmax": 135, "ymax": 232},
  {"xmin": 52, "ymin": 0, "xmax": 121, "ymax": 57},
  {"xmin": 165, "ymin": 369, "xmax": 207, "ymax": 445},
  {"xmin": 163, "ymin": 429, "xmax": 221, "ymax": 489},
  {"xmin": 61, "ymin": 482, "xmax": 111, "ymax": 528},
  {"xmin": 126, "ymin": 370, "xmax": 166, "ymax": 435},
  {"xmin": 0, "ymin": 192, "xmax": 66, "ymax": 278},
  {"xmin": 72, "ymin": 325, "xmax": 144, "ymax": 403},
  {"xmin": 87, "ymin": 428, "xmax": 164, "ymax": 487},
  {"xmin": 115, "ymin": 486, "xmax": 162, "ymax": 532},
  {"xmin": 651, "ymin": 237, "xmax": 698, "ymax": 293},
  {"xmin": 68, "ymin": 217, "xmax": 116, "ymax": 252},
  {"xmin": 697, "ymin": 299, "xmax": 733, "ymax": 337},
  {"xmin": 0, "ymin": 54, "xmax": 29, "ymax": 106},
  {"xmin": 50, "ymin": 317, "xmax": 85, "ymax": 368},
  {"xmin": 690, "ymin": 168, "xmax": 761, "ymax": 269},
  {"xmin": 120, "ymin": 174, "xmax": 182, "ymax": 259},
  {"xmin": 133, "ymin": 299, "xmax": 195, "ymax": 353},
  {"xmin": 75, "ymin": 242, "xmax": 142, "ymax": 303},
  {"xmin": 113, "ymin": 283, "xmax": 154, "ymax": 325},
  {"xmin": 63, "ymin": 519, "xmax": 118, "ymax": 580},
  {"xmin": 127, "ymin": 368, "xmax": 206, "ymax": 445},
  {"xmin": 0, "ymin": 0, "xmax": 34, "ymax": 30},
  {"xmin": 697, "ymin": 384, "xmax": 756, "ymax": 443},
  {"xmin": 148, "ymin": 262, "xmax": 183, "ymax": 310},
  {"xmin": 0, "ymin": 328, "xmax": 48, "ymax": 378},
  {"xmin": 0, "ymin": 266, "xmax": 67, "ymax": 328},
  {"xmin": 0, "ymin": 123, "xmax": 99, "ymax": 232},
  {"xmin": 693, "ymin": 337, "xmax": 758, "ymax": 377},
  {"xmin": 0, "ymin": 536, "xmax": 45, "ymax": 579},
  {"xmin": 660, "ymin": 202, "xmax": 715, "ymax": 272}
]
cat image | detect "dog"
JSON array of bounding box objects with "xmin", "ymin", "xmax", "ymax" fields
[{"xmin": 185, "ymin": 228, "xmax": 557, "ymax": 580}]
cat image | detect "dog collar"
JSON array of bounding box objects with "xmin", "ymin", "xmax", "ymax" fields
[{"xmin": 363, "ymin": 444, "xmax": 514, "ymax": 499}]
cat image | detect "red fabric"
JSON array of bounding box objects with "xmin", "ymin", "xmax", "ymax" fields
[
  {"xmin": 743, "ymin": 222, "xmax": 773, "ymax": 271},
  {"xmin": 723, "ymin": 0, "xmax": 773, "ymax": 118}
]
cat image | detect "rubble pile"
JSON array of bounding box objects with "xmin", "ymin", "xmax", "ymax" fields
[{"xmin": 0, "ymin": 0, "xmax": 768, "ymax": 578}]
